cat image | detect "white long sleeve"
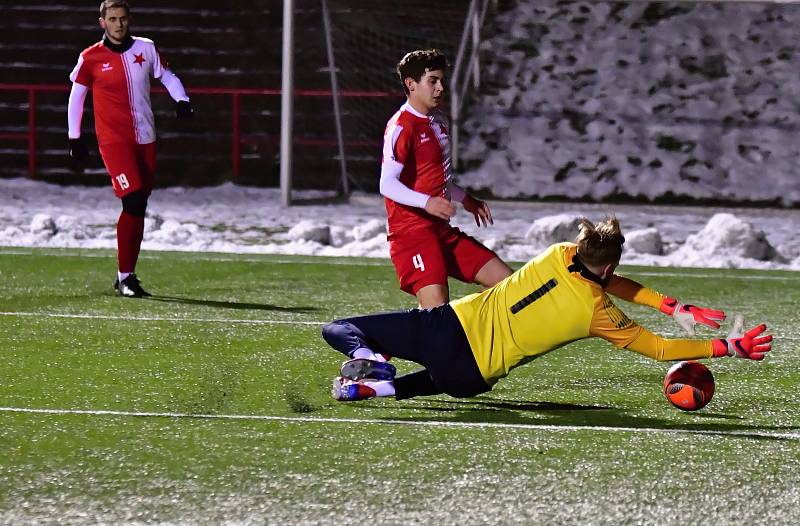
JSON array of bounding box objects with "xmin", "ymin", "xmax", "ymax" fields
[
  {"xmin": 160, "ymin": 69, "xmax": 189, "ymax": 102},
  {"xmin": 67, "ymin": 82, "xmax": 88, "ymax": 139},
  {"xmin": 379, "ymin": 158, "xmax": 430, "ymax": 209}
]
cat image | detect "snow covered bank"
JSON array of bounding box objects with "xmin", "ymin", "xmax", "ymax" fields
[{"xmin": 459, "ymin": 1, "xmax": 800, "ymax": 205}]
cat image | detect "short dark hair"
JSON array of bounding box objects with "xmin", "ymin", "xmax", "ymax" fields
[
  {"xmin": 100, "ymin": 0, "xmax": 130, "ymax": 18},
  {"xmin": 396, "ymin": 49, "xmax": 448, "ymax": 94},
  {"xmin": 575, "ymin": 216, "xmax": 625, "ymax": 267}
]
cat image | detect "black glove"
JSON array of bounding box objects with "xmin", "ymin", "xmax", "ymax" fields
[
  {"xmin": 175, "ymin": 100, "xmax": 194, "ymax": 120},
  {"xmin": 68, "ymin": 137, "xmax": 89, "ymax": 164}
]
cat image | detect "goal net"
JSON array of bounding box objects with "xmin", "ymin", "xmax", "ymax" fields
[{"xmin": 319, "ymin": 0, "xmax": 474, "ymax": 192}]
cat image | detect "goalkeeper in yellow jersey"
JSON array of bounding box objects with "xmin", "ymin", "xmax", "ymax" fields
[{"xmin": 322, "ymin": 217, "xmax": 774, "ymax": 401}]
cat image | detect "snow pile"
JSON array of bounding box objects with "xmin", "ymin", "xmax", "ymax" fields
[
  {"xmin": 670, "ymin": 213, "xmax": 786, "ymax": 267},
  {"xmin": 287, "ymin": 221, "xmax": 331, "ymax": 245},
  {"xmin": 625, "ymin": 228, "xmax": 663, "ymax": 256},
  {"xmin": 1, "ymin": 178, "xmax": 798, "ymax": 272},
  {"xmin": 458, "ymin": 1, "xmax": 800, "ymax": 205},
  {"xmin": 148, "ymin": 219, "xmax": 205, "ymax": 249},
  {"xmin": 352, "ymin": 219, "xmax": 386, "ymax": 242},
  {"xmin": 524, "ymin": 214, "xmax": 583, "ymax": 248},
  {"xmin": 30, "ymin": 214, "xmax": 56, "ymax": 237}
]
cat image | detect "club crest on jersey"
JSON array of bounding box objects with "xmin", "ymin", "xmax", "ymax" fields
[
  {"xmin": 133, "ymin": 53, "xmax": 146, "ymax": 66},
  {"xmin": 101, "ymin": 63, "xmax": 113, "ymax": 72}
]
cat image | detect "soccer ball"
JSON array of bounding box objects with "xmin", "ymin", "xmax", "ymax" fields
[{"xmin": 663, "ymin": 361, "xmax": 715, "ymax": 411}]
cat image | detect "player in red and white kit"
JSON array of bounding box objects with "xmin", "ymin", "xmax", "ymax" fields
[
  {"xmin": 381, "ymin": 49, "xmax": 513, "ymax": 309},
  {"xmin": 67, "ymin": 0, "xmax": 193, "ymax": 297}
]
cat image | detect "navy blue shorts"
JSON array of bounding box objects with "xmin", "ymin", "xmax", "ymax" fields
[{"xmin": 322, "ymin": 305, "xmax": 490, "ymax": 398}]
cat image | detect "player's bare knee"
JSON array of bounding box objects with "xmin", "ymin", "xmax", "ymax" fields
[{"xmin": 121, "ymin": 190, "xmax": 148, "ymax": 217}]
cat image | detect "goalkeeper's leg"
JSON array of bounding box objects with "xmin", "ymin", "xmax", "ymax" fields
[
  {"xmin": 367, "ymin": 359, "xmax": 489, "ymax": 401},
  {"xmin": 331, "ymin": 370, "xmax": 442, "ymax": 401},
  {"xmin": 321, "ymin": 308, "xmax": 442, "ymax": 364},
  {"xmin": 322, "ymin": 305, "xmax": 490, "ymax": 400},
  {"xmin": 394, "ymin": 369, "xmax": 442, "ymax": 399}
]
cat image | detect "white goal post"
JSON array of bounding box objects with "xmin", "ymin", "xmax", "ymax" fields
[{"xmin": 280, "ymin": 0, "xmax": 294, "ymax": 207}]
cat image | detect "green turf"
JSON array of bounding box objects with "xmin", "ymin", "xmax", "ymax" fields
[{"xmin": 0, "ymin": 248, "xmax": 798, "ymax": 524}]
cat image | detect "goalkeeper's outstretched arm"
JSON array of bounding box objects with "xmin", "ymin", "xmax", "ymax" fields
[
  {"xmin": 605, "ymin": 274, "xmax": 726, "ymax": 335},
  {"xmin": 623, "ymin": 326, "xmax": 713, "ymax": 361},
  {"xmin": 621, "ymin": 318, "xmax": 773, "ymax": 362}
]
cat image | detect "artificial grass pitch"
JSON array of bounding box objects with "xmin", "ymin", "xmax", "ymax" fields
[{"xmin": 0, "ymin": 248, "xmax": 798, "ymax": 524}]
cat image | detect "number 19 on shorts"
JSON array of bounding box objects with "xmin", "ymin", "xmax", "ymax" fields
[
  {"xmin": 115, "ymin": 173, "xmax": 130, "ymax": 191},
  {"xmin": 412, "ymin": 253, "xmax": 425, "ymax": 272}
]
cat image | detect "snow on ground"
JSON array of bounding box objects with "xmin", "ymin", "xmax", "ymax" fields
[{"xmin": 1, "ymin": 178, "xmax": 798, "ymax": 271}]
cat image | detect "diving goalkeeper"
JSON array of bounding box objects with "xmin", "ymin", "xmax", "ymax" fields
[{"xmin": 321, "ymin": 217, "xmax": 773, "ymax": 401}]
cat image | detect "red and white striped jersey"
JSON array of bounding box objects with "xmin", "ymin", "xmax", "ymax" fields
[
  {"xmin": 70, "ymin": 36, "xmax": 168, "ymax": 146},
  {"xmin": 381, "ymin": 102, "xmax": 453, "ymax": 237}
]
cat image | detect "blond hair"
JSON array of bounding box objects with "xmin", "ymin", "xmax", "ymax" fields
[
  {"xmin": 575, "ymin": 216, "xmax": 625, "ymax": 266},
  {"xmin": 100, "ymin": 0, "xmax": 129, "ymax": 18}
]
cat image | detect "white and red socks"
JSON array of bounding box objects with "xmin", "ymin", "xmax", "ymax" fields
[
  {"xmin": 351, "ymin": 348, "xmax": 391, "ymax": 363},
  {"xmin": 364, "ymin": 379, "xmax": 395, "ymax": 398}
]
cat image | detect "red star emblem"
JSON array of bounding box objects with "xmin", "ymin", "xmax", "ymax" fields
[{"xmin": 132, "ymin": 53, "xmax": 146, "ymax": 67}]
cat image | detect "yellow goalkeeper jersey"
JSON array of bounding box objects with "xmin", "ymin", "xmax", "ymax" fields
[{"xmin": 450, "ymin": 243, "xmax": 713, "ymax": 385}]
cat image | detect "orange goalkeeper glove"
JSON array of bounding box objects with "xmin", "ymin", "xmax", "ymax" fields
[
  {"xmin": 660, "ymin": 297, "xmax": 726, "ymax": 335},
  {"xmin": 712, "ymin": 315, "xmax": 773, "ymax": 360}
]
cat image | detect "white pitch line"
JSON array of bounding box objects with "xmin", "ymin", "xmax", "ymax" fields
[
  {"xmin": 1, "ymin": 312, "xmax": 798, "ymax": 341},
  {"xmin": 1, "ymin": 248, "xmax": 797, "ymax": 278},
  {"xmin": 0, "ymin": 249, "xmax": 389, "ymax": 267},
  {"xmin": 0, "ymin": 311, "xmax": 324, "ymax": 326},
  {"xmin": 0, "ymin": 406, "xmax": 796, "ymax": 441},
  {"xmin": 175, "ymin": 255, "xmax": 390, "ymax": 266}
]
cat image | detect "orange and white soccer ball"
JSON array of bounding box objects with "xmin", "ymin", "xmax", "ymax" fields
[{"xmin": 663, "ymin": 361, "xmax": 715, "ymax": 411}]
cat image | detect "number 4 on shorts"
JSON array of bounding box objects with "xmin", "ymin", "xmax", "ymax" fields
[{"xmin": 412, "ymin": 253, "xmax": 425, "ymax": 272}]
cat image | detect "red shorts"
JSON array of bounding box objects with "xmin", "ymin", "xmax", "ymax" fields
[
  {"xmin": 389, "ymin": 223, "xmax": 498, "ymax": 295},
  {"xmin": 99, "ymin": 142, "xmax": 157, "ymax": 198}
]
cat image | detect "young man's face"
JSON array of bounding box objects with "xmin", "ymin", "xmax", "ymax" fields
[
  {"xmin": 406, "ymin": 69, "xmax": 445, "ymax": 114},
  {"xmin": 99, "ymin": 7, "xmax": 130, "ymax": 44}
]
